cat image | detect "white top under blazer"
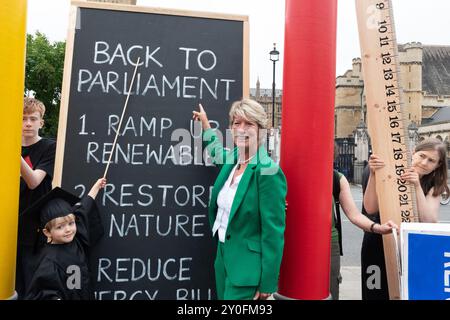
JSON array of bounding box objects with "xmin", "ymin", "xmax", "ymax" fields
[{"xmin": 212, "ymin": 163, "xmax": 243, "ymax": 243}]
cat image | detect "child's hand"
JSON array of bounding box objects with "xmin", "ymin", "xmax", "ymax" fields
[
  {"xmin": 88, "ymin": 178, "xmax": 107, "ymax": 199},
  {"xmin": 96, "ymin": 178, "xmax": 107, "ymax": 189}
]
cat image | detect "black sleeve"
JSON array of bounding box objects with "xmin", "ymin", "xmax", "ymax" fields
[
  {"xmin": 25, "ymin": 258, "xmax": 64, "ymax": 300},
  {"xmin": 35, "ymin": 139, "xmax": 56, "ymax": 179},
  {"xmin": 73, "ymin": 196, "xmax": 104, "ymax": 248}
]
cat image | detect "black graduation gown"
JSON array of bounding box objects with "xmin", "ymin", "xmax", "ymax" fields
[{"xmin": 25, "ymin": 196, "xmax": 103, "ymax": 300}]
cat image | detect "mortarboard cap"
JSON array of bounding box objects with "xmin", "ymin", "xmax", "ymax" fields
[{"xmin": 19, "ymin": 187, "xmax": 81, "ymax": 246}]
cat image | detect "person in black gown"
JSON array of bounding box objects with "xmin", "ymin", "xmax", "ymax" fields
[{"xmin": 21, "ymin": 178, "xmax": 106, "ymax": 300}]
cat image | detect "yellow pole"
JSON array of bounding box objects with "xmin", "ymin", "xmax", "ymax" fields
[{"xmin": 0, "ymin": 0, "xmax": 27, "ymax": 300}]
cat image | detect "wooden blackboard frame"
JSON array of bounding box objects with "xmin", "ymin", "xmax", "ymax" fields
[
  {"xmin": 53, "ymin": 0, "xmax": 249, "ymax": 299},
  {"xmin": 54, "ymin": 0, "xmax": 249, "ymax": 186}
]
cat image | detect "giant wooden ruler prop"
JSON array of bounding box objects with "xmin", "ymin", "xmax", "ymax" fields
[{"xmin": 356, "ymin": 0, "xmax": 419, "ymax": 299}]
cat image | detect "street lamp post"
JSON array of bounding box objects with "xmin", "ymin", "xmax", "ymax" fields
[
  {"xmin": 269, "ymin": 43, "xmax": 279, "ymax": 158},
  {"xmin": 270, "ymin": 43, "xmax": 280, "ymax": 128}
]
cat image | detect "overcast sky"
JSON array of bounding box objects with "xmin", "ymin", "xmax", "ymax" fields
[{"xmin": 27, "ymin": 0, "xmax": 450, "ymax": 89}]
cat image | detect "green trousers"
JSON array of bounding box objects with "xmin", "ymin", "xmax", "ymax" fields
[{"xmin": 215, "ymin": 241, "xmax": 258, "ymax": 300}]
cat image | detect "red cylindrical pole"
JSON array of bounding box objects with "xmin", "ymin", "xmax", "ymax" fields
[{"xmin": 278, "ymin": 0, "xmax": 337, "ymax": 299}]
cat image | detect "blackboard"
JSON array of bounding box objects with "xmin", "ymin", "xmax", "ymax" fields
[{"xmin": 55, "ymin": 1, "xmax": 248, "ymax": 300}]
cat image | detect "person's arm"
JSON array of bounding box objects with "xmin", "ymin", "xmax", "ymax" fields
[
  {"xmin": 401, "ymin": 168, "xmax": 440, "ymax": 222},
  {"xmin": 20, "ymin": 157, "xmax": 47, "ymax": 189},
  {"xmin": 87, "ymin": 178, "xmax": 107, "ymax": 200},
  {"xmin": 339, "ymin": 175, "xmax": 398, "ymax": 234},
  {"xmin": 362, "ymin": 173, "xmax": 379, "ymax": 215},
  {"xmin": 193, "ymin": 103, "xmax": 228, "ymax": 168},
  {"xmin": 74, "ymin": 178, "xmax": 107, "ymax": 247},
  {"xmin": 21, "ymin": 140, "xmax": 56, "ymax": 190},
  {"xmin": 363, "ymin": 154, "xmax": 385, "ymax": 215}
]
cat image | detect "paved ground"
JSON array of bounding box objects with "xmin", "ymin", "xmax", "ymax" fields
[
  {"xmin": 339, "ymin": 184, "xmax": 364, "ymax": 300},
  {"xmin": 340, "ymin": 266, "xmax": 361, "ymax": 300}
]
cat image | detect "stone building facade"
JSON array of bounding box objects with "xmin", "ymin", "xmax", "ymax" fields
[
  {"xmin": 335, "ymin": 43, "xmax": 450, "ymax": 137},
  {"xmin": 418, "ymin": 107, "xmax": 450, "ymax": 147},
  {"xmin": 335, "ymin": 43, "xmax": 450, "ymax": 181},
  {"xmin": 417, "ymin": 46, "xmax": 450, "ymax": 148}
]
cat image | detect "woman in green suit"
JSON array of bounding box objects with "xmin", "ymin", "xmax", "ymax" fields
[{"xmin": 192, "ymin": 99, "xmax": 287, "ymax": 300}]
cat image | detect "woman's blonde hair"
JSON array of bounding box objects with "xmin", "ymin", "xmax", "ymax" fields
[
  {"xmin": 44, "ymin": 214, "xmax": 76, "ymax": 231},
  {"xmin": 228, "ymin": 98, "xmax": 268, "ymax": 129},
  {"xmin": 24, "ymin": 97, "xmax": 46, "ymax": 118}
]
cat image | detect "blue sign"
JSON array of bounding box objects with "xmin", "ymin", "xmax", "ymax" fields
[{"xmin": 408, "ymin": 233, "xmax": 450, "ymax": 300}]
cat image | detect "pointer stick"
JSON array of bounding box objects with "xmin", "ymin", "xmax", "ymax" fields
[{"xmin": 103, "ymin": 57, "xmax": 141, "ymax": 179}]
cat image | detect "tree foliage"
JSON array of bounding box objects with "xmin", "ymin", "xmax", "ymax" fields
[{"xmin": 25, "ymin": 32, "xmax": 65, "ymax": 138}]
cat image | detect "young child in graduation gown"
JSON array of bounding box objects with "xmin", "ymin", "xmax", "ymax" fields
[{"xmin": 22, "ymin": 178, "xmax": 106, "ymax": 300}]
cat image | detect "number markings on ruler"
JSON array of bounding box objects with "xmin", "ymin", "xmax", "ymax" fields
[{"xmin": 374, "ymin": 0, "xmax": 418, "ymax": 222}]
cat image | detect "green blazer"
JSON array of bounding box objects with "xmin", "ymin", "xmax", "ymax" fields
[{"xmin": 203, "ymin": 129, "xmax": 287, "ymax": 293}]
